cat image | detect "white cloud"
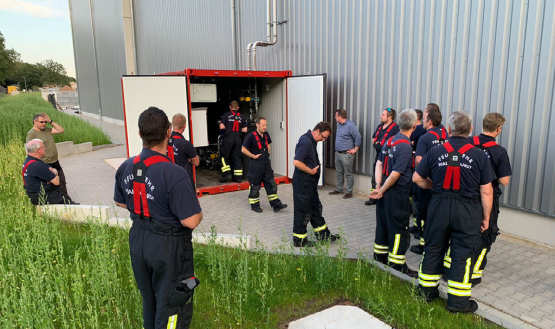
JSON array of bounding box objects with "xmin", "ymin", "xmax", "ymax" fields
[{"xmin": 0, "ymin": 0, "xmax": 67, "ymax": 18}]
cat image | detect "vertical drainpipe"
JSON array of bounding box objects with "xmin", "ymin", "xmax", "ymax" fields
[
  {"xmin": 89, "ymin": 0, "xmax": 102, "ymax": 120},
  {"xmin": 231, "ymin": 0, "xmax": 239, "ymax": 70}
]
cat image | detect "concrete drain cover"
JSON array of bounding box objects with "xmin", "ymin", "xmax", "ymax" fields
[{"xmin": 288, "ymin": 305, "xmax": 391, "ymax": 329}]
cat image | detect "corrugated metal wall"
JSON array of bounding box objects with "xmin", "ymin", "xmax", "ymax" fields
[
  {"xmin": 68, "ymin": 0, "xmax": 100, "ymax": 117},
  {"xmin": 71, "ymin": 0, "xmax": 555, "ymax": 216},
  {"xmin": 132, "ymin": 0, "xmax": 234, "ymax": 74},
  {"xmin": 69, "ymin": 0, "xmax": 126, "ymax": 120}
]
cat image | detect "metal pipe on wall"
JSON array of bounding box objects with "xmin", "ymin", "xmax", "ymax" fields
[
  {"xmin": 247, "ymin": 0, "xmax": 278, "ymax": 70},
  {"xmin": 231, "ymin": 0, "xmax": 239, "ymax": 70}
]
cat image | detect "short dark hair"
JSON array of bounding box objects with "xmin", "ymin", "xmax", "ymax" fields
[
  {"xmin": 426, "ymin": 103, "xmax": 440, "ymax": 113},
  {"xmin": 426, "ymin": 108, "xmax": 443, "ymax": 127},
  {"xmin": 385, "ymin": 108, "xmax": 396, "ymax": 121},
  {"xmin": 335, "ymin": 109, "xmax": 347, "ymax": 119},
  {"xmin": 33, "ymin": 114, "xmax": 45, "ymax": 122},
  {"xmin": 313, "ymin": 121, "xmax": 332, "ymax": 133},
  {"xmin": 483, "ymin": 113, "xmax": 506, "ymax": 132},
  {"xmin": 138, "ymin": 107, "xmax": 171, "ymax": 148},
  {"xmin": 415, "ymin": 109, "xmax": 423, "ymax": 120},
  {"xmin": 230, "ymin": 101, "xmax": 239, "ymax": 109},
  {"xmin": 255, "ymin": 117, "xmax": 266, "ymax": 124}
]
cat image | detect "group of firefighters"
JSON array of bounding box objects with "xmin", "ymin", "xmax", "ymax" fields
[{"xmin": 108, "ymin": 100, "xmax": 510, "ymax": 327}]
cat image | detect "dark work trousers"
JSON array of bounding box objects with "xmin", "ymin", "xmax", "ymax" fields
[
  {"xmin": 292, "ymin": 168, "xmax": 331, "ymax": 243},
  {"xmin": 220, "ymin": 132, "xmax": 243, "ymax": 180},
  {"xmin": 419, "ymin": 192, "xmax": 482, "ymax": 310},
  {"xmin": 370, "ymin": 151, "xmax": 380, "ymax": 190},
  {"xmin": 471, "ymin": 196, "xmax": 500, "ymax": 281},
  {"xmin": 48, "ymin": 160, "xmax": 71, "ymax": 201},
  {"xmin": 129, "ymin": 216, "xmax": 195, "ymax": 329},
  {"xmin": 415, "ymin": 189, "xmax": 432, "ymax": 247},
  {"xmin": 373, "ymin": 185, "xmax": 412, "ymax": 268},
  {"xmin": 412, "ymin": 183, "xmax": 421, "ymax": 229},
  {"xmin": 26, "ymin": 189, "xmax": 66, "ymax": 205},
  {"xmin": 247, "ymin": 154, "xmax": 282, "ymax": 210}
]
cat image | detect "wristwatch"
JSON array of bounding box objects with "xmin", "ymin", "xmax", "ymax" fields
[{"xmin": 50, "ymin": 120, "xmax": 53, "ymax": 124}]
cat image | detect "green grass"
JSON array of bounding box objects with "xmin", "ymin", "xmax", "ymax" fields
[
  {"xmin": 0, "ymin": 93, "xmax": 111, "ymax": 146},
  {"xmin": 0, "ymin": 135, "xmax": 501, "ymax": 328}
]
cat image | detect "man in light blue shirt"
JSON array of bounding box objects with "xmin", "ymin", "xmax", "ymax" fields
[{"xmin": 329, "ymin": 109, "xmax": 362, "ymax": 198}]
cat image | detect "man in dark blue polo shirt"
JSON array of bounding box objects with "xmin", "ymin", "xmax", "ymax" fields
[
  {"xmin": 410, "ymin": 105, "xmax": 449, "ymax": 255},
  {"xmin": 170, "ymin": 113, "xmax": 199, "ymax": 189},
  {"xmin": 219, "ymin": 101, "xmax": 247, "ymax": 183},
  {"xmin": 369, "ymin": 109, "xmax": 419, "ymax": 277},
  {"xmin": 242, "ymin": 117, "xmax": 287, "ymax": 213},
  {"xmin": 329, "ymin": 109, "xmax": 361, "ymax": 199},
  {"xmin": 466, "ymin": 113, "xmax": 512, "ymax": 286},
  {"xmin": 292, "ymin": 121, "xmax": 340, "ymax": 247},
  {"xmin": 22, "ymin": 138, "xmax": 67, "ymax": 205},
  {"xmin": 366, "ymin": 108, "xmax": 400, "ymax": 206},
  {"xmin": 114, "ymin": 107, "xmax": 203, "ymax": 329},
  {"xmin": 413, "ymin": 110, "xmax": 493, "ymax": 313}
]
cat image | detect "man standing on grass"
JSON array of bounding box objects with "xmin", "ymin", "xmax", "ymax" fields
[
  {"xmin": 22, "ymin": 139, "xmax": 72, "ymax": 205},
  {"xmin": 26, "ymin": 112, "xmax": 76, "ymax": 203},
  {"xmin": 329, "ymin": 109, "xmax": 361, "ymax": 199},
  {"xmin": 413, "ymin": 111, "xmax": 493, "ymax": 313},
  {"xmin": 114, "ymin": 107, "xmax": 203, "ymax": 329}
]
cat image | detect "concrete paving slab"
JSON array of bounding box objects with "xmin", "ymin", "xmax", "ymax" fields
[
  {"xmin": 288, "ymin": 305, "xmax": 391, "ymax": 329},
  {"xmin": 103, "ymin": 157, "xmax": 126, "ymax": 170}
]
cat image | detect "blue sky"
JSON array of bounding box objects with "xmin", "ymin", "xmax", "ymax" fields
[{"xmin": 0, "ymin": 0, "xmax": 76, "ymax": 78}]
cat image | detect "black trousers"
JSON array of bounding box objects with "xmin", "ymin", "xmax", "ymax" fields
[
  {"xmin": 415, "ymin": 189, "xmax": 432, "ymax": 247},
  {"xmin": 247, "ymin": 158, "xmax": 282, "ymax": 209},
  {"xmin": 419, "ymin": 192, "xmax": 482, "ymax": 310},
  {"xmin": 48, "ymin": 160, "xmax": 72, "ymax": 201},
  {"xmin": 129, "ymin": 217, "xmax": 195, "ymax": 329},
  {"xmin": 26, "ymin": 189, "xmax": 66, "ymax": 205},
  {"xmin": 411, "ymin": 183, "xmax": 420, "ymax": 228},
  {"xmin": 220, "ymin": 133, "xmax": 243, "ymax": 180},
  {"xmin": 373, "ymin": 185, "xmax": 411, "ymax": 268},
  {"xmin": 471, "ymin": 197, "xmax": 500, "ymax": 281},
  {"xmin": 370, "ymin": 152, "xmax": 379, "ymax": 190},
  {"xmin": 292, "ymin": 169, "xmax": 330, "ymax": 242}
]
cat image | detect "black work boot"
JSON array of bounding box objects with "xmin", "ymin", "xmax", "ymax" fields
[
  {"xmin": 293, "ymin": 238, "xmax": 317, "ymax": 248},
  {"xmin": 219, "ymin": 177, "xmax": 231, "ymax": 183},
  {"xmin": 410, "ymin": 244, "xmax": 424, "ymax": 255},
  {"xmin": 365, "ymin": 198, "xmax": 377, "ymax": 206},
  {"xmin": 252, "ymin": 207, "xmax": 262, "ymax": 213},
  {"xmin": 410, "ymin": 226, "xmax": 418, "ymax": 234},
  {"xmin": 373, "ymin": 253, "xmax": 388, "ymax": 265},
  {"xmin": 391, "ymin": 264, "xmax": 418, "ymax": 278},
  {"xmin": 447, "ymin": 300, "xmax": 479, "ymax": 313},
  {"xmin": 273, "ymin": 204, "xmax": 288, "ymax": 212},
  {"xmin": 419, "ymin": 287, "xmax": 439, "ymax": 303}
]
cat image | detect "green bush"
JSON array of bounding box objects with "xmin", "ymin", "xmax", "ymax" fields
[{"xmin": 0, "ymin": 93, "xmax": 111, "ymax": 146}]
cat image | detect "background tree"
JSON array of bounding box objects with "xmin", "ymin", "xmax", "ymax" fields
[{"xmin": 0, "ymin": 32, "xmax": 20, "ymax": 86}]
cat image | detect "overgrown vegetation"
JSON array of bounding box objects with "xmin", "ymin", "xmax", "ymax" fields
[
  {"xmin": 0, "ymin": 93, "xmax": 111, "ymax": 146},
  {"xmin": 0, "ymin": 132, "xmax": 499, "ymax": 328}
]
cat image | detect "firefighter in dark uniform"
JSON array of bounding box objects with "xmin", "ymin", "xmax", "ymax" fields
[
  {"xmin": 292, "ymin": 122, "xmax": 340, "ymax": 247},
  {"xmin": 369, "ymin": 109, "xmax": 418, "ymax": 277},
  {"xmin": 411, "ymin": 105, "xmax": 449, "ymax": 255},
  {"xmin": 365, "ymin": 108, "xmax": 400, "ymax": 206},
  {"xmin": 219, "ymin": 100, "xmax": 247, "ymax": 183},
  {"xmin": 22, "ymin": 139, "xmax": 67, "ymax": 205},
  {"xmin": 413, "ymin": 111, "xmax": 493, "ymax": 313},
  {"xmin": 410, "ymin": 109, "xmax": 426, "ymax": 235},
  {"xmin": 242, "ymin": 117, "xmax": 288, "ymax": 213},
  {"xmin": 466, "ymin": 113, "xmax": 512, "ymax": 285},
  {"xmin": 114, "ymin": 107, "xmax": 203, "ymax": 329},
  {"xmin": 168, "ymin": 114, "xmax": 199, "ymax": 189}
]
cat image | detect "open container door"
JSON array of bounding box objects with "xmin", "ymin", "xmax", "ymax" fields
[
  {"xmin": 121, "ymin": 76, "xmax": 190, "ymax": 158},
  {"xmin": 286, "ymin": 75, "xmax": 326, "ymax": 186}
]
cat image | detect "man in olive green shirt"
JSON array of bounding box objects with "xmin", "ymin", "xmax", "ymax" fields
[{"xmin": 26, "ymin": 112, "xmax": 76, "ymax": 203}]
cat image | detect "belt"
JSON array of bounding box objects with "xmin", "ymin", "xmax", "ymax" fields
[{"xmin": 337, "ymin": 150, "xmax": 349, "ymax": 154}]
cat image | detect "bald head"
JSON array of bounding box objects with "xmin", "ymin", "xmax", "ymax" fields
[{"xmin": 172, "ymin": 114, "xmax": 187, "ymax": 132}]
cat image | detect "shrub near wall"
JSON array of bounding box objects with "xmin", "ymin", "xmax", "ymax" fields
[{"xmin": 0, "ymin": 93, "xmax": 111, "ymax": 146}]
